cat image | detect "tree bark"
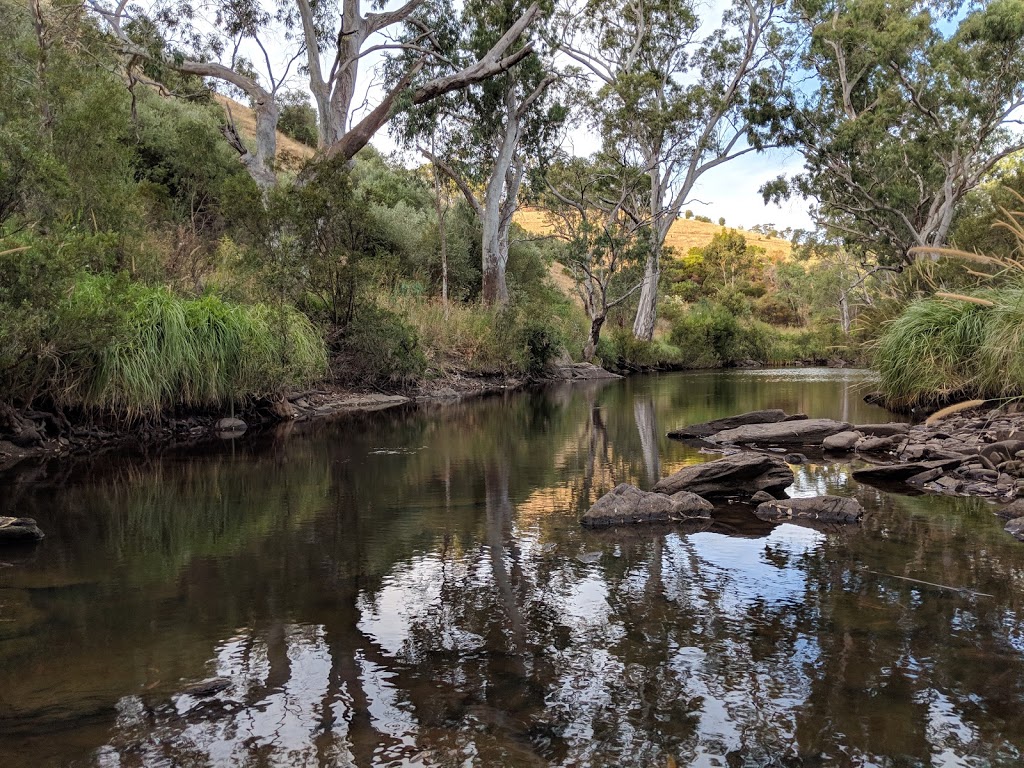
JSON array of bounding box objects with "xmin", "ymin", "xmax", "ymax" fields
[
  {"xmin": 632, "ymin": 236, "xmax": 660, "ymax": 341},
  {"xmin": 583, "ymin": 315, "xmax": 605, "ymax": 362}
]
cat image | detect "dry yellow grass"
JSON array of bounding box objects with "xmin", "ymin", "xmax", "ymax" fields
[
  {"xmin": 515, "ymin": 207, "xmax": 792, "ymax": 261},
  {"xmin": 212, "ymin": 94, "xmax": 315, "ymax": 171}
]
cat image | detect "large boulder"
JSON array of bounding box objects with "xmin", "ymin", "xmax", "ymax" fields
[
  {"xmin": 581, "ymin": 484, "xmax": 712, "ymax": 527},
  {"xmin": 667, "ymin": 409, "xmax": 796, "ymax": 439},
  {"xmin": 652, "ymin": 452, "xmax": 793, "ymax": 498},
  {"xmin": 755, "ymin": 495, "xmax": 864, "ymax": 523},
  {"xmin": 0, "ymin": 517, "xmax": 44, "ymax": 543},
  {"xmin": 709, "ymin": 418, "xmax": 854, "ymax": 446}
]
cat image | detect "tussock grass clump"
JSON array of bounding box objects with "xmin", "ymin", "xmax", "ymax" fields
[
  {"xmin": 873, "ymin": 286, "xmax": 1024, "ymax": 409},
  {"xmin": 56, "ymin": 275, "xmax": 326, "ymax": 413}
]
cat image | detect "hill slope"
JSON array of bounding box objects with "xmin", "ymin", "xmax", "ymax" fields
[{"xmin": 515, "ymin": 208, "xmax": 792, "ymax": 261}]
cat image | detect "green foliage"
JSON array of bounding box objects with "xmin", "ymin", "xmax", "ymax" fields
[
  {"xmin": 277, "ymin": 90, "xmax": 319, "ymax": 147},
  {"xmin": 331, "ymin": 302, "xmax": 427, "ymax": 388},
  {"xmin": 26, "ymin": 275, "xmax": 325, "ymax": 413},
  {"xmin": 874, "ymin": 295, "xmax": 993, "ymax": 409},
  {"xmin": 772, "ymin": 0, "xmax": 1024, "ymax": 265}
]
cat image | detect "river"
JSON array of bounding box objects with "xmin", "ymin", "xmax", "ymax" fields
[{"xmin": 1, "ymin": 368, "xmax": 1023, "ymax": 767}]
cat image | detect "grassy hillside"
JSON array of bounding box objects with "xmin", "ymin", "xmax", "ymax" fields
[
  {"xmin": 515, "ymin": 207, "xmax": 792, "ymax": 261},
  {"xmin": 213, "ymin": 94, "xmax": 315, "ymax": 169}
]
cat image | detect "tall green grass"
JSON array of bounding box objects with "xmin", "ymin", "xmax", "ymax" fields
[
  {"xmin": 873, "ymin": 285, "xmax": 1024, "ymax": 408},
  {"xmin": 55, "ymin": 275, "xmax": 326, "ymax": 413}
]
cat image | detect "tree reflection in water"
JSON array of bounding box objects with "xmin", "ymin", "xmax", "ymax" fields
[{"xmin": 2, "ymin": 369, "xmax": 1024, "ymax": 766}]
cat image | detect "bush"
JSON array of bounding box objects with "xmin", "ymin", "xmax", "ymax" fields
[{"xmin": 332, "ymin": 302, "xmax": 427, "ymax": 388}]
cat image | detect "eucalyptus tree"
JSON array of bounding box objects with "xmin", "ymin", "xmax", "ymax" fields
[
  {"xmin": 558, "ymin": 0, "xmax": 796, "ymax": 339},
  {"xmin": 85, "ymin": 0, "xmax": 541, "ymax": 192},
  {"xmin": 765, "ymin": 0, "xmax": 1024, "ymax": 267},
  {"xmin": 397, "ymin": 0, "xmax": 563, "ymax": 305},
  {"xmin": 541, "ymin": 153, "xmax": 650, "ymax": 361}
]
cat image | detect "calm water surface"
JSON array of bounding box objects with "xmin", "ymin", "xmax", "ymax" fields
[{"xmin": 2, "ymin": 369, "xmax": 1023, "ymax": 767}]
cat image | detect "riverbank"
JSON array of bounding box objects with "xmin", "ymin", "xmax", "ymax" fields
[{"xmin": 0, "ymin": 361, "xmax": 621, "ymax": 474}]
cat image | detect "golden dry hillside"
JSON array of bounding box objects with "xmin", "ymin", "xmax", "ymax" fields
[
  {"xmin": 515, "ymin": 207, "xmax": 792, "ymax": 261},
  {"xmin": 213, "ymin": 94, "xmax": 316, "ymax": 170}
]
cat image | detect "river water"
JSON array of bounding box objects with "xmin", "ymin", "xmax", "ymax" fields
[{"xmin": 2, "ymin": 369, "xmax": 1023, "ymax": 767}]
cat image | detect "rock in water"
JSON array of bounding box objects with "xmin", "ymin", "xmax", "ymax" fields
[
  {"xmin": 823, "ymin": 431, "xmax": 862, "ymax": 451},
  {"xmin": 755, "ymin": 496, "xmax": 864, "ymax": 523},
  {"xmin": 709, "ymin": 419, "xmax": 854, "ymax": 446},
  {"xmin": 667, "ymin": 409, "xmax": 793, "ymax": 439},
  {"xmin": 852, "ymin": 458, "xmax": 965, "ymax": 484},
  {"xmin": 652, "ymin": 452, "xmax": 793, "ymax": 498},
  {"xmin": 0, "ymin": 517, "xmax": 44, "ymax": 543},
  {"xmin": 214, "ymin": 417, "xmax": 247, "ymax": 434},
  {"xmin": 1006, "ymin": 517, "xmax": 1024, "ymax": 542},
  {"xmin": 581, "ymin": 484, "xmax": 712, "ymax": 527}
]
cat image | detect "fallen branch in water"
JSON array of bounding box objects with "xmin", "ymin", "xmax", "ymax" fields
[{"xmin": 864, "ymin": 569, "xmax": 992, "ymax": 597}]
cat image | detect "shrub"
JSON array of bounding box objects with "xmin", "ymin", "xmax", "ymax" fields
[{"xmin": 331, "ymin": 302, "xmax": 426, "ymax": 388}]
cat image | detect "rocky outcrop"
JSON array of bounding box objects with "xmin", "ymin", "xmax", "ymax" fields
[
  {"xmin": 0, "ymin": 517, "xmax": 44, "ymax": 543},
  {"xmin": 709, "ymin": 418, "xmax": 853, "ymax": 446},
  {"xmin": 581, "ymin": 484, "xmax": 712, "ymax": 527},
  {"xmin": 755, "ymin": 495, "xmax": 864, "ymax": 523},
  {"xmin": 652, "ymin": 452, "xmax": 793, "ymax": 497},
  {"xmin": 667, "ymin": 409, "xmax": 794, "ymax": 439}
]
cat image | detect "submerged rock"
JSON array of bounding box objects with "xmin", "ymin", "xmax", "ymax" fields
[
  {"xmin": 181, "ymin": 677, "xmax": 232, "ymax": 697},
  {"xmin": 667, "ymin": 409, "xmax": 793, "ymax": 439},
  {"xmin": 581, "ymin": 484, "xmax": 712, "ymax": 527},
  {"xmin": 0, "ymin": 517, "xmax": 44, "ymax": 543},
  {"xmin": 710, "ymin": 418, "xmax": 854, "ymax": 446},
  {"xmin": 755, "ymin": 495, "xmax": 864, "ymax": 523},
  {"xmin": 1006, "ymin": 517, "xmax": 1024, "ymax": 542},
  {"xmin": 652, "ymin": 452, "xmax": 794, "ymax": 498}
]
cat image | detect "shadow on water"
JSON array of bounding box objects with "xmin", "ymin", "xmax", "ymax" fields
[{"xmin": 2, "ymin": 369, "xmax": 1024, "ymax": 766}]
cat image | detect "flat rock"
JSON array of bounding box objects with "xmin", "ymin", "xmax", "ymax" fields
[
  {"xmin": 667, "ymin": 409, "xmax": 792, "ymax": 439},
  {"xmin": 581, "ymin": 484, "xmax": 712, "ymax": 527},
  {"xmin": 855, "ymin": 423, "xmax": 910, "ymax": 437},
  {"xmin": 755, "ymin": 495, "xmax": 863, "ymax": 523},
  {"xmin": 856, "ymin": 436, "xmax": 898, "ymax": 453},
  {"xmin": 710, "ymin": 418, "xmax": 853, "ymax": 446},
  {"xmin": 652, "ymin": 452, "xmax": 793, "ymax": 498},
  {"xmin": 823, "ymin": 431, "xmax": 862, "ymax": 451},
  {"xmin": 852, "ymin": 458, "xmax": 965, "ymax": 484},
  {"xmin": 0, "ymin": 517, "xmax": 44, "ymax": 543}
]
